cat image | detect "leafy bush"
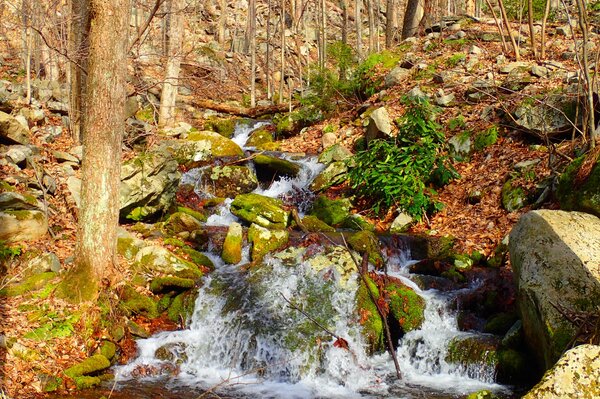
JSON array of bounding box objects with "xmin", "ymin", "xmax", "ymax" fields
[
  {"xmin": 352, "ymin": 50, "xmax": 401, "ymax": 98},
  {"xmin": 347, "ymin": 96, "xmax": 458, "ymax": 218},
  {"xmin": 474, "ymin": 126, "xmax": 499, "ymax": 151}
]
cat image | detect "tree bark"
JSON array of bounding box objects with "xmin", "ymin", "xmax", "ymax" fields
[
  {"xmin": 527, "ymin": 0, "xmax": 538, "ymax": 59},
  {"xmin": 367, "ymin": 0, "xmax": 376, "ymax": 53},
  {"xmin": 249, "ymin": 0, "xmax": 257, "ymax": 107},
  {"xmin": 69, "ymin": 0, "xmax": 90, "ymax": 143},
  {"xmin": 498, "ymin": 0, "xmax": 520, "ymax": 61},
  {"xmin": 385, "ymin": 0, "xmax": 395, "ymax": 48},
  {"xmin": 61, "ymin": 0, "xmax": 130, "ymax": 302},
  {"xmin": 159, "ymin": 0, "xmax": 185, "ymax": 128},
  {"xmin": 355, "ymin": 0, "xmax": 363, "ymax": 59},
  {"xmin": 401, "ymin": 0, "xmax": 420, "ymax": 39}
]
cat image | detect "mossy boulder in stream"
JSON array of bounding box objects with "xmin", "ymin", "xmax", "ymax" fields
[
  {"xmin": 253, "ymin": 154, "xmax": 300, "ymax": 178},
  {"xmin": 248, "ymin": 223, "xmax": 289, "ymax": 261},
  {"xmin": 556, "ymin": 155, "xmax": 600, "ymax": 217},
  {"xmin": 347, "ymin": 231, "xmax": 384, "ymax": 267},
  {"xmin": 309, "ymin": 196, "xmax": 351, "ymax": 226},
  {"xmin": 118, "ymin": 285, "xmax": 158, "ymax": 318},
  {"xmin": 385, "ymin": 278, "xmax": 425, "ymax": 333},
  {"xmin": 230, "ymin": 193, "xmax": 290, "ymax": 229},
  {"xmin": 222, "ymin": 222, "xmax": 243, "ymax": 264},
  {"xmin": 309, "ymin": 162, "xmax": 348, "ymax": 193},
  {"xmin": 163, "ymin": 212, "xmax": 204, "ymax": 235},
  {"xmin": 64, "ymin": 354, "xmax": 111, "ymax": 389},
  {"xmin": 135, "ymin": 245, "xmax": 203, "ymax": 280},
  {"xmin": 204, "ymin": 117, "xmax": 238, "ymax": 138},
  {"xmin": 300, "ymin": 215, "xmax": 335, "ymax": 232},
  {"xmin": 186, "ymin": 130, "xmax": 244, "ymax": 160},
  {"xmin": 198, "ymin": 165, "xmax": 258, "ymax": 198},
  {"xmin": 246, "ymin": 126, "xmax": 274, "ymax": 148}
]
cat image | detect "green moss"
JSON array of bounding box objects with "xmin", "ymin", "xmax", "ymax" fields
[
  {"xmin": 246, "ymin": 127, "xmax": 274, "ymax": 148},
  {"xmin": 176, "ymin": 206, "xmax": 208, "ymax": 222},
  {"xmin": 356, "ymin": 275, "xmax": 384, "ymax": 353},
  {"xmin": 248, "ymin": 224, "xmax": 289, "ymax": 262},
  {"xmin": 135, "ymin": 105, "xmax": 156, "ymax": 123},
  {"xmin": 179, "ymin": 247, "xmax": 214, "ymax": 270},
  {"xmin": 309, "ymin": 196, "xmax": 351, "ymax": 226},
  {"xmin": 386, "ymin": 280, "xmax": 425, "ymax": 332},
  {"xmin": 0, "ymin": 272, "xmax": 56, "ymax": 297},
  {"xmin": 230, "ymin": 193, "xmax": 290, "ymax": 229},
  {"xmin": 453, "ymin": 253, "xmax": 474, "ymax": 271},
  {"xmin": 253, "ymin": 154, "xmax": 301, "ymax": 176},
  {"xmin": 342, "ymin": 215, "xmax": 375, "ymax": 231},
  {"xmin": 167, "ymin": 291, "xmax": 198, "ymax": 324},
  {"xmin": 42, "ymin": 375, "xmax": 63, "ymax": 392},
  {"xmin": 5, "ymin": 209, "xmax": 45, "ymax": 222},
  {"xmin": 222, "ymin": 223, "xmax": 243, "ymax": 264},
  {"xmin": 64, "ymin": 354, "xmax": 111, "ymax": 379},
  {"xmin": 24, "ymin": 312, "xmax": 81, "ymax": 340},
  {"xmin": 557, "ymin": 155, "xmax": 600, "ymax": 217},
  {"xmin": 150, "ymin": 276, "xmax": 195, "ymax": 293},
  {"xmin": 497, "ymin": 348, "xmax": 529, "ymax": 383},
  {"xmin": 204, "ymin": 117, "xmax": 238, "ymax": 138},
  {"xmin": 99, "ymin": 341, "xmax": 117, "ymax": 361},
  {"xmin": 501, "ymin": 180, "xmax": 528, "ymax": 212},
  {"xmin": 445, "ymin": 52, "xmax": 466, "ymax": 67},
  {"xmin": 466, "ymin": 390, "xmax": 499, "ymax": 399},
  {"xmin": 157, "ymin": 293, "xmax": 173, "ymax": 312},
  {"xmin": 300, "ymin": 215, "xmax": 335, "ymax": 232},
  {"xmin": 73, "ymin": 375, "xmax": 102, "ymax": 390},
  {"xmin": 118, "ymin": 285, "xmax": 158, "ymax": 318},
  {"xmin": 347, "ymin": 231, "xmax": 383, "ymax": 267}
]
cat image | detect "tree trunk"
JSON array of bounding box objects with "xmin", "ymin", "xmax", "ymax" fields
[
  {"xmin": 540, "ymin": 0, "xmax": 551, "ymax": 59},
  {"xmin": 218, "ymin": 0, "xmax": 227, "ymax": 46},
  {"xmin": 356, "ymin": 0, "xmax": 363, "ymax": 59},
  {"xmin": 266, "ymin": 0, "xmax": 272, "ymax": 99},
  {"xmin": 385, "ymin": 0, "xmax": 395, "ymax": 48},
  {"xmin": 279, "ymin": 0, "xmax": 285, "ymax": 102},
  {"xmin": 401, "ymin": 0, "xmax": 420, "ymax": 39},
  {"xmin": 341, "ymin": 0, "xmax": 349, "ymax": 45},
  {"xmin": 498, "ymin": 0, "xmax": 520, "ymax": 61},
  {"xmin": 249, "ymin": 0, "xmax": 257, "ymax": 107},
  {"xmin": 367, "ymin": 0, "xmax": 376, "ymax": 53},
  {"xmin": 527, "ymin": 0, "xmax": 538, "ymax": 59},
  {"xmin": 61, "ymin": 0, "xmax": 130, "ymax": 302},
  {"xmin": 321, "ymin": 0, "xmax": 327, "ymax": 68},
  {"xmin": 69, "ymin": 0, "xmax": 90, "ymax": 143},
  {"xmin": 159, "ymin": 0, "xmax": 184, "ymax": 128}
]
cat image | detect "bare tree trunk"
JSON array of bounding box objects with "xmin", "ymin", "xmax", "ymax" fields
[
  {"xmin": 69, "ymin": 0, "xmax": 90, "ymax": 143},
  {"xmin": 540, "ymin": 0, "xmax": 551, "ymax": 59},
  {"xmin": 401, "ymin": 0, "xmax": 420, "ymax": 39},
  {"xmin": 485, "ymin": 0, "xmax": 509, "ymax": 53},
  {"xmin": 279, "ymin": 0, "xmax": 285, "ymax": 102},
  {"xmin": 341, "ymin": 0, "xmax": 349, "ymax": 45},
  {"xmin": 159, "ymin": 0, "xmax": 184, "ymax": 128},
  {"xmin": 266, "ymin": 0, "xmax": 272, "ymax": 100},
  {"xmin": 61, "ymin": 0, "xmax": 130, "ymax": 302},
  {"xmin": 356, "ymin": 0, "xmax": 363, "ymax": 59},
  {"xmin": 385, "ymin": 0, "xmax": 395, "ymax": 48},
  {"xmin": 249, "ymin": 0, "xmax": 257, "ymax": 107},
  {"xmin": 527, "ymin": 0, "xmax": 538, "ymax": 59},
  {"xmin": 498, "ymin": 0, "xmax": 520, "ymax": 60},
  {"xmin": 321, "ymin": 0, "xmax": 327, "ymax": 67},
  {"xmin": 367, "ymin": 0, "xmax": 376, "ymax": 53},
  {"xmin": 218, "ymin": 0, "xmax": 227, "ymax": 46},
  {"xmin": 575, "ymin": 0, "xmax": 596, "ymax": 147}
]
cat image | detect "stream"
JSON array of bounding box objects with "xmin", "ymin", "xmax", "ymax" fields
[{"xmin": 108, "ymin": 122, "xmax": 518, "ymax": 399}]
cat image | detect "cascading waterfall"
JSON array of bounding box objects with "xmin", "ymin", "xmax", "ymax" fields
[{"xmin": 116, "ymin": 121, "xmax": 512, "ymax": 398}]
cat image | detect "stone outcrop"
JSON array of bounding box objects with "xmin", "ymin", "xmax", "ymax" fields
[
  {"xmin": 509, "ymin": 210, "xmax": 600, "ymax": 370},
  {"xmin": 523, "ymin": 344, "xmax": 600, "ymax": 399},
  {"xmin": 230, "ymin": 193, "xmax": 290, "ymax": 229},
  {"xmin": 0, "ymin": 111, "xmax": 30, "ymax": 145}
]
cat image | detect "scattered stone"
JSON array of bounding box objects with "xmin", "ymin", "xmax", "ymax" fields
[
  {"xmin": 299, "ymin": 215, "xmax": 335, "ymax": 232},
  {"xmin": 52, "ymin": 150, "xmax": 79, "ymax": 164},
  {"xmin": 135, "ymin": 245, "xmax": 203, "ymax": 280},
  {"xmin": 309, "ymin": 195, "xmax": 351, "ymax": 227},
  {"xmin": 318, "ymin": 143, "xmax": 352, "ymax": 164},
  {"xmin": 499, "ymin": 61, "xmax": 531, "ymax": 74},
  {"xmin": 435, "ymin": 89, "xmax": 455, "ymax": 107},
  {"xmin": 366, "ymin": 107, "xmax": 393, "ymax": 143},
  {"xmin": 0, "ymin": 111, "xmax": 30, "ymax": 144},
  {"xmin": 309, "ymin": 161, "xmax": 348, "ymax": 192},
  {"xmin": 501, "ymin": 180, "xmax": 528, "ymax": 212},
  {"xmin": 469, "ymin": 45, "xmax": 483, "ymax": 55},
  {"xmin": 384, "ymin": 66, "xmax": 411, "ymax": 88},
  {"xmin": 557, "ymin": 156, "xmax": 600, "ymax": 217},
  {"xmin": 321, "ymin": 132, "xmax": 337, "ymax": 148},
  {"xmin": 28, "ymin": 253, "xmax": 61, "ymax": 274},
  {"xmin": 0, "ymin": 210, "xmax": 48, "ymax": 242},
  {"xmin": 389, "ymin": 212, "xmax": 414, "ymax": 233},
  {"xmin": 126, "ymin": 320, "xmax": 150, "ymax": 338},
  {"xmin": 195, "ymin": 165, "xmax": 258, "ymax": 198},
  {"xmin": 514, "ymin": 159, "xmax": 541, "ymax": 172},
  {"xmin": 253, "ymin": 154, "xmax": 300, "ymax": 178},
  {"xmin": 46, "ymin": 101, "xmax": 68, "ymax": 114},
  {"xmin": 64, "ymin": 354, "xmax": 111, "ymax": 379},
  {"xmin": 448, "ymin": 133, "xmax": 472, "ymax": 161},
  {"xmin": 530, "ymin": 65, "xmax": 549, "ymax": 78}
]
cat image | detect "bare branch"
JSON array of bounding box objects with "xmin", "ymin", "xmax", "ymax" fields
[
  {"xmin": 28, "ymin": 24, "xmax": 87, "ymax": 75},
  {"xmin": 128, "ymin": 0, "xmax": 166, "ymax": 52}
]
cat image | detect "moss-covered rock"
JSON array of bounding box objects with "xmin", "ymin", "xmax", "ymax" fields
[
  {"xmin": 347, "ymin": 231, "xmax": 384, "ymax": 267},
  {"xmin": 309, "ymin": 196, "xmax": 351, "ymax": 227},
  {"xmin": 118, "ymin": 285, "xmax": 158, "ymax": 318},
  {"xmin": 135, "ymin": 245, "xmax": 203, "ymax": 280},
  {"xmin": 246, "ymin": 126, "xmax": 274, "ymax": 148},
  {"xmin": 222, "ymin": 222, "xmax": 243, "ymax": 264},
  {"xmin": 98, "ymin": 341, "xmax": 117, "ymax": 362},
  {"xmin": 342, "ymin": 214, "xmax": 375, "ymax": 231},
  {"xmin": 150, "ymin": 276, "xmax": 196, "ymax": 293},
  {"xmin": 356, "ymin": 275, "xmax": 384, "ymax": 353},
  {"xmin": 197, "ymin": 165, "xmax": 258, "ymax": 198},
  {"xmin": 484, "ymin": 312, "xmax": 519, "ymax": 335},
  {"xmin": 253, "ymin": 154, "xmax": 300, "ymax": 177},
  {"xmin": 186, "ymin": 130, "xmax": 244, "ymax": 160},
  {"xmin": 309, "ymin": 162, "xmax": 348, "ymax": 192},
  {"xmin": 116, "ymin": 229, "xmax": 146, "ymax": 260},
  {"xmin": 248, "ymin": 223, "xmax": 289, "ymax": 261},
  {"xmin": 204, "ymin": 117, "xmax": 238, "ymax": 138},
  {"xmin": 385, "ymin": 279, "xmax": 425, "ymax": 333},
  {"xmin": 307, "ymin": 246, "xmax": 359, "ymax": 287},
  {"xmin": 64, "ymin": 354, "xmax": 111, "ymax": 379},
  {"xmin": 40, "ymin": 375, "xmax": 63, "ymax": 392},
  {"xmin": 300, "ymin": 215, "xmax": 335, "ymax": 232},
  {"xmin": 167, "ymin": 291, "xmax": 198, "ymax": 324},
  {"xmin": 230, "ymin": 193, "xmax": 290, "ymax": 229},
  {"xmin": 73, "ymin": 376, "xmax": 102, "ymax": 390},
  {"xmin": 318, "ymin": 144, "xmax": 353, "ymax": 164},
  {"xmin": 127, "ymin": 320, "xmax": 150, "ymax": 338},
  {"xmin": 557, "ymin": 155, "xmax": 600, "ymax": 217},
  {"xmin": 466, "ymin": 390, "xmax": 499, "ymax": 399},
  {"xmin": 155, "ymin": 342, "xmax": 188, "ymax": 364},
  {"xmin": 474, "ymin": 126, "xmax": 498, "ymax": 151},
  {"xmin": 163, "ymin": 212, "xmax": 204, "ymax": 236}
]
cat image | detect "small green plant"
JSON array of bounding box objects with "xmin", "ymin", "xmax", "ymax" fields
[
  {"xmin": 448, "ymin": 115, "xmax": 466, "ymax": 131},
  {"xmin": 347, "ymin": 96, "xmax": 458, "ymax": 218},
  {"xmin": 0, "ymin": 241, "xmax": 21, "ymax": 264},
  {"xmin": 474, "ymin": 126, "xmax": 499, "ymax": 151},
  {"xmin": 443, "ymin": 38, "xmax": 469, "ymax": 49},
  {"xmin": 446, "ymin": 53, "xmax": 466, "ymax": 67},
  {"xmin": 352, "ymin": 50, "xmax": 401, "ymax": 98}
]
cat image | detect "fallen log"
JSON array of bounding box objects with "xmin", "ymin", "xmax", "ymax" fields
[{"xmin": 192, "ymin": 98, "xmax": 298, "ymax": 118}]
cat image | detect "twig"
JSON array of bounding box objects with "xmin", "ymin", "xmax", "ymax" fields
[
  {"xmin": 27, "ymin": 25, "xmax": 87, "ymax": 75},
  {"xmin": 129, "ymin": 0, "xmax": 167, "ymax": 52},
  {"xmin": 291, "ymin": 208, "xmax": 309, "ymax": 233},
  {"xmin": 280, "ymin": 293, "xmax": 339, "ymax": 339}
]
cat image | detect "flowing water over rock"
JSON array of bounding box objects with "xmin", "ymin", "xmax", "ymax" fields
[{"xmin": 114, "ymin": 122, "xmax": 518, "ymax": 398}]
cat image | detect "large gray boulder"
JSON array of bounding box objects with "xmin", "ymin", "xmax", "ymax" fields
[
  {"xmin": 512, "ymin": 94, "xmax": 579, "ymax": 139},
  {"xmin": 0, "ymin": 210, "xmax": 48, "ymax": 242},
  {"xmin": 365, "ymin": 107, "xmax": 393, "ymax": 143},
  {"xmin": 0, "ymin": 111, "xmax": 30, "ymax": 144},
  {"xmin": 195, "ymin": 165, "xmax": 258, "ymax": 198},
  {"xmin": 120, "ymin": 149, "xmax": 181, "ymax": 221},
  {"xmin": 510, "ymin": 210, "xmax": 600, "ymax": 370},
  {"xmin": 523, "ymin": 344, "xmax": 600, "ymax": 399}
]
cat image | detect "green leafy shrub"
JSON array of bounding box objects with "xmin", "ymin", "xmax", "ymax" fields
[
  {"xmin": 446, "ymin": 53, "xmax": 466, "ymax": 67},
  {"xmin": 347, "ymin": 96, "xmax": 458, "ymax": 218},
  {"xmin": 352, "ymin": 50, "xmax": 401, "ymax": 98},
  {"xmin": 474, "ymin": 126, "xmax": 499, "ymax": 151}
]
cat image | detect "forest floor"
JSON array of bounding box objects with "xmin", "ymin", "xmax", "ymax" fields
[{"xmin": 0, "ymin": 16, "xmax": 586, "ymax": 398}]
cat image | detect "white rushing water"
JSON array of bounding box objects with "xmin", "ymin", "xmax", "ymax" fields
[{"xmin": 117, "ymin": 121, "xmax": 510, "ymax": 398}]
